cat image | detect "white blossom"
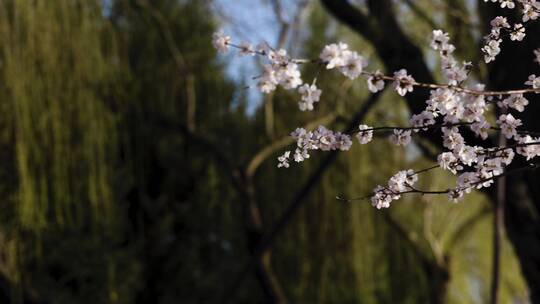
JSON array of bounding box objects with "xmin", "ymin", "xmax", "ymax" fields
[
  {"xmin": 481, "ymin": 17, "xmax": 508, "ymax": 63},
  {"xmin": 393, "ymin": 69, "xmax": 415, "ymax": 96},
  {"xmin": 490, "ymin": 16, "xmax": 510, "ymax": 29},
  {"xmin": 238, "ymin": 42, "xmax": 255, "ymax": 56},
  {"xmin": 371, "ymin": 186, "xmax": 397, "ymax": 209},
  {"xmin": 409, "ymin": 111, "xmax": 435, "ymax": 131},
  {"xmin": 298, "ymin": 84, "xmax": 322, "ymax": 111},
  {"xmin": 320, "ymin": 42, "xmax": 349, "ymax": 69},
  {"xmin": 293, "ymin": 148, "xmax": 309, "ymax": 163},
  {"xmin": 497, "ymin": 113, "xmax": 522, "ymax": 139},
  {"xmin": 476, "ymin": 157, "xmax": 504, "ymax": 187},
  {"xmin": 288, "ymin": 126, "xmax": 353, "ymax": 164},
  {"xmin": 336, "ymin": 133, "xmax": 353, "ymax": 151},
  {"xmin": 388, "ymin": 169, "xmax": 417, "ymax": 193},
  {"xmin": 371, "ymin": 169, "xmax": 418, "ymax": 209},
  {"xmin": 523, "ymin": 3, "xmax": 540, "ymax": 22},
  {"xmin": 431, "ymin": 30, "xmax": 470, "ymax": 86},
  {"xmin": 457, "ymin": 145, "xmax": 478, "ymax": 166},
  {"xmin": 444, "ymin": 60, "xmax": 469, "ymax": 86},
  {"xmin": 498, "ymin": 94, "xmax": 528, "ymax": 112},
  {"xmin": 277, "ymin": 151, "xmax": 291, "ymax": 168},
  {"xmin": 525, "ymin": 74, "xmax": 540, "ymax": 89},
  {"xmin": 278, "ymin": 63, "xmax": 302, "ymax": 89},
  {"xmin": 510, "ymin": 23, "xmax": 526, "ymax": 41},
  {"xmin": 457, "ymin": 172, "xmax": 480, "ymax": 193},
  {"xmin": 428, "ymin": 88, "xmax": 463, "ymax": 118},
  {"xmin": 442, "ymin": 127, "xmax": 465, "ymax": 151},
  {"xmin": 500, "ymin": 0, "xmax": 515, "ymax": 9},
  {"xmin": 390, "ymin": 129, "xmax": 412, "ymax": 146},
  {"xmin": 482, "ymin": 38, "xmax": 502, "ymax": 63},
  {"xmin": 463, "ymin": 87, "xmax": 487, "ymax": 122},
  {"xmin": 212, "ymin": 31, "xmax": 231, "ymax": 53},
  {"xmin": 339, "ymin": 51, "xmax": 367, "ymax": 79},
  {"xmin": 431, "ymin": 30, "xmax": 451, "ymax": 52},
  {"xmin": 516, "ymin": 135, "xmax": 540, "ymax": 160},
  {"xmin": 367, "ymin": 71, "xmax": 385, "ymax": 93},
  {"xmin": 258, "ymin": 64, "xmax": 278, "ymax": 93},
  {"xmin": 438, "ymin": 152, "xmax": 462, "ymax": 174},
  {"xmin": 268, "ymin": 49, "xmax": 289, "ymax": 65},
  {"xmin": 498, "ymin": 148, "xmax": 515, "ymax": 165},
  {"xmin": 471, "ymin": 119, "xmax": 491, "ymax": 140},
  {"xmin": 356, "ymin": 124, "xmax": 374, "ymax": 144}
]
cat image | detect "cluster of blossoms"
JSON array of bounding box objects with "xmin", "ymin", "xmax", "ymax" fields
[
  {"xmin": 431, "ymin": 30, "xmax": 470, "ymax": 85},
  {"xmin": 370, "ymin": 28, "xmax": 540, "ymax": 208},
  {"xmin": 372, "ymin": 170, "xmax": 418, "ymax": 209},
  {"xmin": 320, "ymin": 42, "xmax": 367, "ymax": 79},
  {"xmin": 212, "ymin": 32, "xmax": 313, "ymax": 109},
  {"xmin": 277, "ymin": 126, "xmax": 352, "ymax": 168},
  {"xmin": 481, "ymin": 1, "xmax": 540, "ymax": 62},
  {"xmin": 212, "ymin": 30, "xmax": 414, "ymax": 112},
  {"xmin": 297, "ymin": 84, "xmax": 322, "ymax": 111},
  {"xmin": 213, "ymin": 0, "xmax": 540, "ymax": 209}
]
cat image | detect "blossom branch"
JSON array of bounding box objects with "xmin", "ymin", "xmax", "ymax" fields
[
  {"xmin": 223, "ymin": 40, "xmax": 540, "ymax": 97},
  {"xmin": 339, "ymin": 162, "xmax": 540, "ymax": 206},
  {"xmin": 212, "ymin": 0, "xmax": 540, "ymax": 210}
]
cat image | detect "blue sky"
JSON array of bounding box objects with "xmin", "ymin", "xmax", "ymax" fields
[{"xmin": 212, "ymin": 0, "xmax": 293, "ymax": 113}]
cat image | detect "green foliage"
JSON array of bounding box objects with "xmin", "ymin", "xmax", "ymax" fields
[{"xmin": 0, "ymin": 0, "xmax": 118, "ymax": 230}]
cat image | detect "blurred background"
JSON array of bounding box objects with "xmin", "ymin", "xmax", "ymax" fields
[{"xmin": 0, "ymin": 0, "xmax": 539, "ymax": 303}]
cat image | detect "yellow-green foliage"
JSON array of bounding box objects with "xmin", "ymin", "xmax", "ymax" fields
[{"xmin": 0, "ymin": 0, "xmax": 119, "ymax": 229}]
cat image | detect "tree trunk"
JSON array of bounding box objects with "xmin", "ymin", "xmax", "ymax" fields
[{"xmin": 481, "ymin": 3, "xmax": 540, "ymax": 301}]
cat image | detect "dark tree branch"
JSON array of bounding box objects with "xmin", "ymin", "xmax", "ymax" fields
[
  {"xmin": 401, "ymin": 0, "xmax": 438, "ymax": 29},
  {"xmin": 219, "ymin": 89, "xmax": 385, "ymax": 304},
  {"xmin": 476, "ymin": 2, "xmax": 540, "ymax": 302}
]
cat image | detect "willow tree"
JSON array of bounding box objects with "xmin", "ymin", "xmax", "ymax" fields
[{"xmin": 0, "ymin": 0, "xmax": 128, "ymax": 302}]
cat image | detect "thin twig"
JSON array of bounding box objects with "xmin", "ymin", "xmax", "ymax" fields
[{"xmin": 339, "ymin": 162, "xmax": 540, "ymax": 203}]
